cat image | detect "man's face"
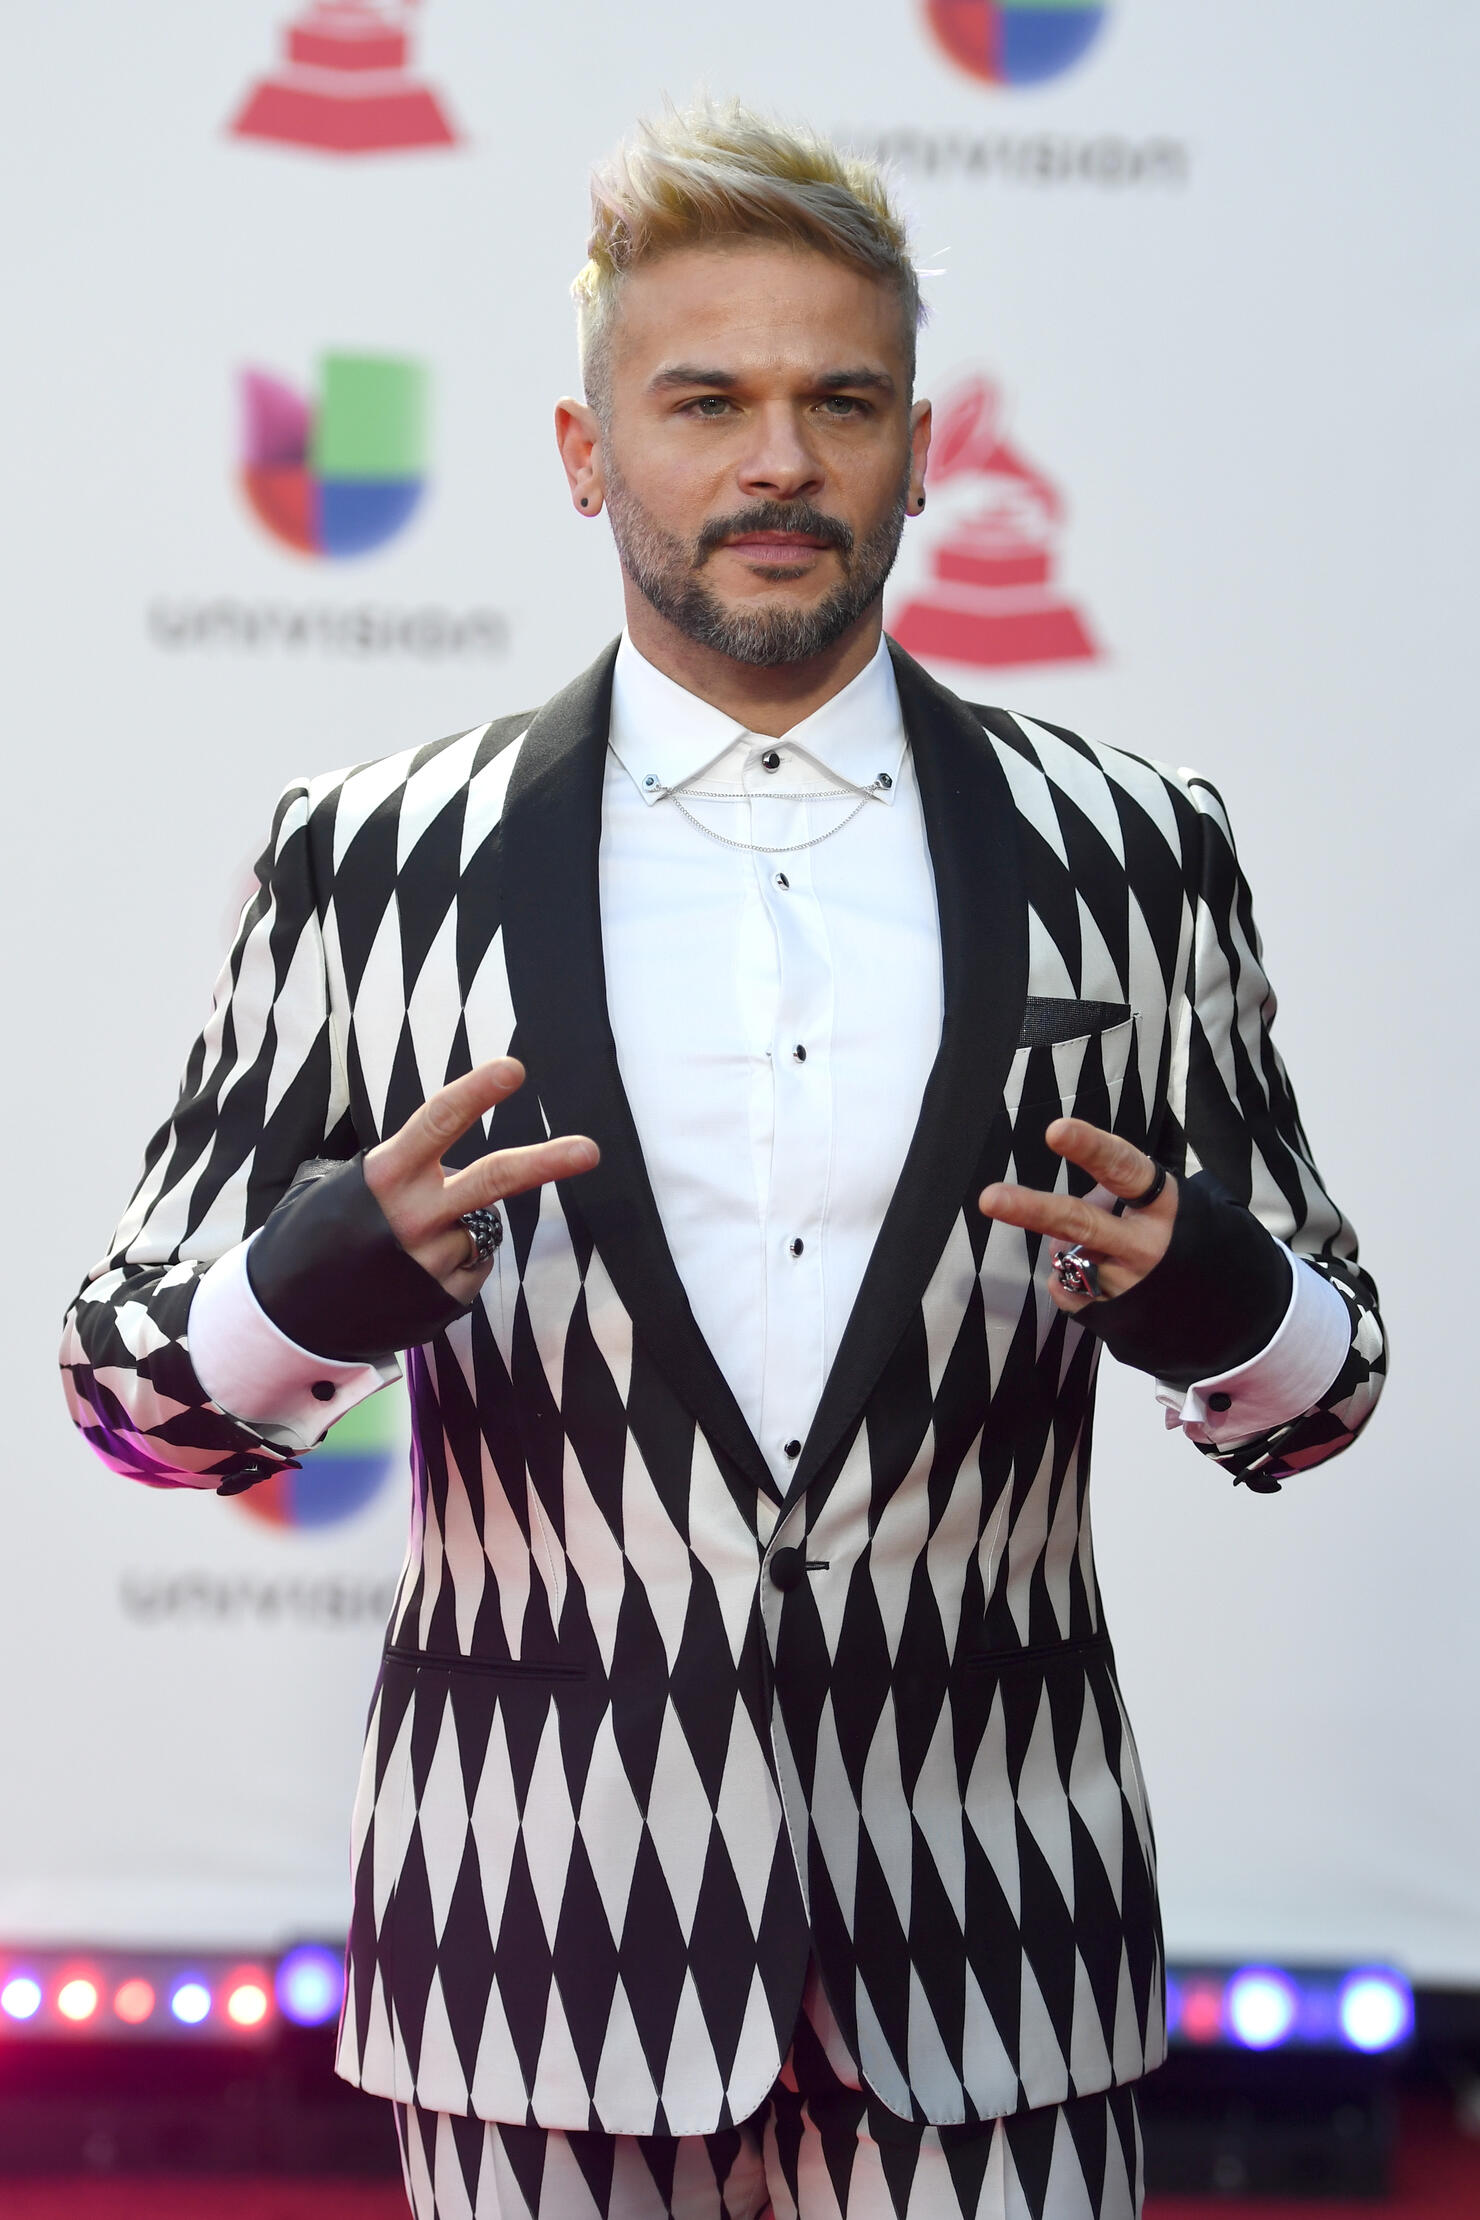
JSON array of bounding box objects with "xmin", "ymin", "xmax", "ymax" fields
[{"xmin": 596, "ymin": 243, "xmax": 928, "ymax": 667}]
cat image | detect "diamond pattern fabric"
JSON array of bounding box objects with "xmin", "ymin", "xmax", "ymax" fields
[
  {"xmin": 392, "ymin": 1964, "xmax": 1143, "ymax": 2216},
  {"xmin": 61, "ymin": 644, "xmax": 1385, "ymax": 2139}
]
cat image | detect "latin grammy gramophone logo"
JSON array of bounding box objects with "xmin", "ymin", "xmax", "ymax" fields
[
  {"xmin": 890, "ymin": 375, "xmax": 1100, "ymax": 672},
  {"xmin": 230, "ymin": 1, "xmax": 458, "ymax": 155}
]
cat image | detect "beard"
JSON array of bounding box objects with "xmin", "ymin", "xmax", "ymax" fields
[{"xmin": 603, "ymin": 461, "xmax": 911, "ymax": 669}]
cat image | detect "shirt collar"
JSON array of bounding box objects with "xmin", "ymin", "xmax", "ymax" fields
[{"xmin": 608, "ymin": 632, "xmax": 908, "ymax": 807}]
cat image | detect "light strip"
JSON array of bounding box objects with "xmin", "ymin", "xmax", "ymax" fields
[
  {"xmin": 0, "ymin": 1944, "xmax": 1410, "ymax": 2054},
  {"xmin": 1166, "ymin": 1963, "xmax": 1414, "ymax": 2054}
]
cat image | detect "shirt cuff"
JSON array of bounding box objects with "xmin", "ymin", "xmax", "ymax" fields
[
  {"xmin": 189, "ymin": 1238, "xmax": 398, "ymax": 1455},
  {"xmin": 1157, "ymin": 1244, "xmax": 1351, "ymax": 1447}
]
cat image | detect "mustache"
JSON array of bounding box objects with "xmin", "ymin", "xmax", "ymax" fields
[{"xmin": 695, "ymin": 502, "xmax": 855, "ymax": 564}]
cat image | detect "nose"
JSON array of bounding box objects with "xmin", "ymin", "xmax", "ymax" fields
[{"xmin": 736, "ymin": 402, "xmax": 824, "ymax": 503}]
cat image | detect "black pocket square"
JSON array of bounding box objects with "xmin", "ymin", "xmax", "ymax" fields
[{"xmin": 1018, "ymin": 998, "xmax": 1132, "ymax": 1049}]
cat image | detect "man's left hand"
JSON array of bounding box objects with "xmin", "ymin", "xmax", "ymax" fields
[{"xmin": 979, "ymin": 1119, "xmax": 1177, "ymax": 1313}]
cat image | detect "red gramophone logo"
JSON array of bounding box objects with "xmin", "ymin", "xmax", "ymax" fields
[
  {"xmin": 891, "ymin": 376, "xmax": 1099, "ymax": 671},
  {"xmin": 230, "ymin": 1, "xmax": 458, "ymax": 155}
]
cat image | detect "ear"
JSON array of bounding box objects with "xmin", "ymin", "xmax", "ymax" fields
[
  {"xmin": 555, "ymin": 397, "xmax": 605, "ymax": 516},
  {"xmin": 908, "ymin": 397, "xmax": 932, "ymax": 513}
]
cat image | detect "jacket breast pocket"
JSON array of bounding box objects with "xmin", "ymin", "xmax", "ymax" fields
[{"xmin": 1002, "ymin": 1005, "xmax": 1136, "ymax": 1124}]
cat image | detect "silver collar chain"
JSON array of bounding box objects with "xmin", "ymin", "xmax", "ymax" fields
[{"xmin": 647, "ymin": 769, "xmax": 894, "ymax": 856}]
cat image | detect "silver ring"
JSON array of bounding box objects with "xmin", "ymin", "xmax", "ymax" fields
[
  {"xmin": 1052, "ymin": 1244, "xmax": 1101, "ymax": 1300},
  {"xmin": 458, "ymin": 1206, "xmax": 503, "ymax": 1266}
]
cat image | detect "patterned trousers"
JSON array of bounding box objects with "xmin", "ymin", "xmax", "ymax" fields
[{"xmin": 394, "ymin": 1967, "xmax": 1143, "ymax": 2220}]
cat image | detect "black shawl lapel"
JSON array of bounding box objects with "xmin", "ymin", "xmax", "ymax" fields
[
  {"xmin": 498, "ymin": 641, "xmax": 781, "ymax": 1506},
  {"xmin": 786, "ymin": 643, "xmax": 1029, "ymax": 1505}
]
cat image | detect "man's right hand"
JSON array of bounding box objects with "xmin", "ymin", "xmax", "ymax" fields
[{"xmin": 365, "ymin": 1059, "xmax": 598, "ymax": 1297}]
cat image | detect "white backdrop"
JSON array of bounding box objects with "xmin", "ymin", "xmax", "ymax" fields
[{"xmin": 5, "ymin": 0, "xmax": 1478, "ymax": 1980}]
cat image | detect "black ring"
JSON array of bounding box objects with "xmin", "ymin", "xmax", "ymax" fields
[
  {"xmin": 459, "ymin": 1206, "xmax": 504, "ymax": 1264},
  {"xmin": 1123, "ymin": 1162, "xmax": 1168, "ymax": 1212}
]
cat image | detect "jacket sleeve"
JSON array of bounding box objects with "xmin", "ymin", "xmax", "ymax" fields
[
  {"xmin": 60, "ymin": 781, "xmax": 356, "ymax": 1491},
  {"xmin": 1160, "ymin": 773, "xmax": 1387, "ymax": 1485}
]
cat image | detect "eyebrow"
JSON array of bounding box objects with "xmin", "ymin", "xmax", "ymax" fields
[
  {"xmin": 647, "ymin": 364, "xmax": 897, "ymax": 396},
  {"xmin": 649, "ymin": 366, "xmax": 739, "ymax": 392},
  {"xmin": 816, "ymin": 368, "xmax": 896, "ymax": 395}
]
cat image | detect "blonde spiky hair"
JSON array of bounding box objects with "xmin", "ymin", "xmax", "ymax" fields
[{"xmin": 573, "ymin": 100, "xmax": 924, "ymax": 414}]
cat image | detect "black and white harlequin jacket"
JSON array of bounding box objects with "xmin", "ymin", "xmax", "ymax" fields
[{"xmin": 63, "ymin": 642, "xmax": 1384, "ymax": 2136}]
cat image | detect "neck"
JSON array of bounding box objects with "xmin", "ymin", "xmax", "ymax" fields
[{"xmin": 621, "ymin": 588, "xmax": 885, "ymax": 737}]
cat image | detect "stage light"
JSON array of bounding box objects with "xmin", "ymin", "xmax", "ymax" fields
[
  {"xmin": 113, "ymin": 1978, "xmax": 155, "ymax": 2025},
  {"xmin": 276, "ymin": 1943, "xmax": 343, "ymax": 2027},
  {"xmin": 170, "ymin": 1980, "xmax": 212, "ymax": 2026},
  {"xmin": 57, "ymin": 1976, "xmax": 101, "ymax": 2023},
  {"xmin": 1339, "ymin": 1971, "xmax": 1414, "ymax": 2054},
  {"xmin": 1180, "ymin": 1982, "xmax": 1224, "ymax": 2044},
  {"xmin": 224, "ymin": 1975, "xmax": 270, "ymax": 2029},
  {"xmin": 1227, "ymin": 1968, "xmax": 1298, "ymax": 2050},
  {"xmin": 1, "ymin": 1975, "xmax": 42, "ymax": 2021}
]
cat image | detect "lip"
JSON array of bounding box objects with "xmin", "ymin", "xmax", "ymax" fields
[{"xmin": 721, "ymin": 533, "xmax": 833, "ymax": 558}]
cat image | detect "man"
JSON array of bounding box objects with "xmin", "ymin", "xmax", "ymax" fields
[{"xmin": 64, "ymin": 103, "xmax": 1384, "ymax": 2220}]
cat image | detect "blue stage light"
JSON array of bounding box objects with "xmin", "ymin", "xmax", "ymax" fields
[
  {"xmin": 1, "ymin": 1974, "xmax": 42, "ymax": 2021},
  {"xmin": 1339, "ymin": 1971, "xmax": 1414, "ymax": 2053},
  {"xmin": 170, "ymin": 1980, "xmax": 212, "ymax": 2025},
  {"xmin": 1226, "ymin": 1968, "xmax": 1299, "ymax": 2049},
  {"xmin": 276, "ymin": 1944, "xmax": 344, "ymax": 2027}
]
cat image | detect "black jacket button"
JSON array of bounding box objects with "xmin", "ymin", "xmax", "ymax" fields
[{"xmin": 769, "ymin": 1546, "xmax": 807, "ymax": 1591}]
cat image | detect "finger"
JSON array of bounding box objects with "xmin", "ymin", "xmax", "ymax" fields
[
  {"xmin": 441, "ymin": 1134, "xmax": 599, "ymax": 1216},
  {"xmin": 438, "ymin": 1247, "xmax": 499, "ymax": 1293},
  {"xmin": 406, "ymin": 1233, "xmax": 502, "ymax": 1298},
  {"xmin": 977, "ymin": 1182, "xmax": 1146, "ymax": 1258},
  {"xmin": 376, "ymin": 1060, "xmax": 527, "ymax": 1178},
  {"xmin": 1044, "ymin": 1119, "xmax": 1163, "ymax": 1204}
]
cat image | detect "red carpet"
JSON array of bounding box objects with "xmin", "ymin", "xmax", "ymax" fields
[
  {"xmin": 1144, "ymin": 2098, "xmax": 1480, "ymax": 2219},
  {"xmin": 0, "ymin": 2189, "xmax": 409, "ymax": 2218},
  {"xmin": 5, "ymin": 2103, "xmax": 1478, "ymax": 2218}
]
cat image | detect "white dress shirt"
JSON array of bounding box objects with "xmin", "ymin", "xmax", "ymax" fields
[
  {"xmin": 602, "ymin": 634, "xmax": 943, "ymax": 1487},
  {"xmin": 190, "ymin": 634, "xmax": 1349, "ymax": 1471}
]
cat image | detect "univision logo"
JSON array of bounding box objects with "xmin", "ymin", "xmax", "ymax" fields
[
  {"xmin": 924, "ymin": 0, "xmax": 1109, "ymax": 87},
  {"xmin": 240, "ymin": 352, "xmax": 429, "ymax": 559},
  {"xmin": 234, "ymin": 1391, "xmax": 404, "ymax": 1530}
]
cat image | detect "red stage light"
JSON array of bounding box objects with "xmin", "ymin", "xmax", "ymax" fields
[
  {"xmin": 56, "ymin": 1974, "xmax": 101, "ymax": 2023},
  {"xmin": 1181, "ymin": 1983, "xmax": 1224, "ymax": 2043},
  {"xmin": 113, "ymin": 1978, "xmax": 155, "ymax": 2025}
]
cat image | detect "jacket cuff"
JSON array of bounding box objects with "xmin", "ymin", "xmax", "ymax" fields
[
  {"xmin": 190, "ymin": 1239, "xmax": 397, "ymax": 1453},
  {"xmin": 245, "ymin": 1155, "xmax": 471, "ymax": 1363},
  {"xmin": 1077, "ymin": 1169, "xmax": 1293, "ymax": 1382},
  {"xmin": 1157, "ymin": 1250, "xmax": 1353, "ymax": 1447}
]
